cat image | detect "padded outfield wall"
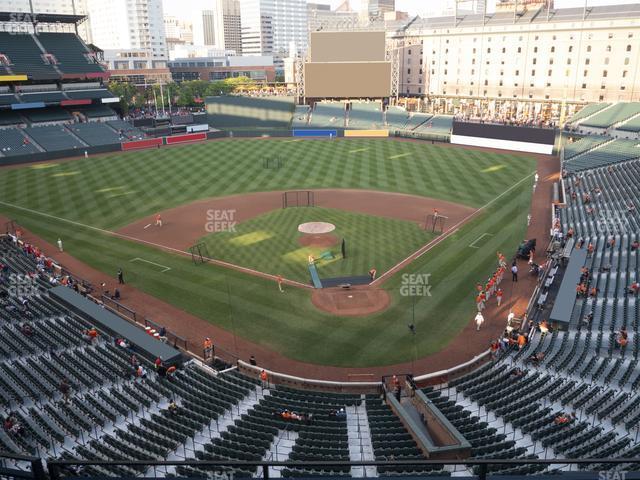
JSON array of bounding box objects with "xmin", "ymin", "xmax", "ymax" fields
[{"xmin": 451, "ymin": 122, "xmax": 556, "ymax": 154}]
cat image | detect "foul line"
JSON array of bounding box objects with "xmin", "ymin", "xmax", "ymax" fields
[
  {"xmin": 0, "ymin": 200, "xmax": 313, "ymax": 290},
  {"xmin": 371, "ymin": 170, "xmax": 536, "ymax": 286},
  {"xmin": 129, "ymin": 257, "xmax": 171, "ymax": 273},
  {"xmin": 469, "ymin": 233, "xmax": 494, "ymax": 249}
]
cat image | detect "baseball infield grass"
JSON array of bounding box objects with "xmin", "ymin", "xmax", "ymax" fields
[
  {"xmin": 198, "ymin": 207, "xmax": 436, "ymax": 283},
  {"xmin": 0, "ymin": 138, "xmax": 536, "ymax": 366}
]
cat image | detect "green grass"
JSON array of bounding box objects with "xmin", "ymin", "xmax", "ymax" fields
[
  {"xmin": 198, "ymin": 207, "xmax": 435, "ymax": 283},
  {"xmin": 0, "ymin": 139, "xmax": 536, "ymax": 367}
]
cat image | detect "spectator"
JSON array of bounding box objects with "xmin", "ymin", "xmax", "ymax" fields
[
  {"xmin": 136, "ymin": 365, "xmax": 147, "ymax": 379},
  {"xmin": 616, "ymin": 328, "xmax": 628, "ymax": 349},
  {"xmin": 20, "ymin": 323, "xmax": 33, "ymax": 336},
  {"xmin": 59, "ymin": 378, "xmax": 70, "ymax": 404},
  {"xmin": 539, "ymin": 320, "xmax": 550, "ymax": 336},
  {"xmin": 517, "ymin": 333, "xmax": 527, "ymax": 350}
]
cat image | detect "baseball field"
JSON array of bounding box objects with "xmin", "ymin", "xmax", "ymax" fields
[{"xmin": 0, "ymin": 138, "xmax": 536, "ymax": 367}]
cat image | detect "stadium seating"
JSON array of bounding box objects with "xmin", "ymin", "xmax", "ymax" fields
[
  {"xmin": 292, "ymin": 105, "xmax": 310, "ymax": 128},
  {"xmin": 4, "ymin": 217, "xmax": 640, "ymax": 476},
  {"xmin": 107, "ymin": 120, "xmax": 146, "ymax": 141},
  {"xmin": 563, "ymin": 139, "xmax": 640, "ymax": 172},
  {"xmin": 403, "ymin": 112, "xmax": 432, "ymax": 131},
  {"xmin": 0, "ymin": 93, "xmax": 18, "ymax": 105},
  {"xmin": 65, "ymin": 123, "xmax": 122, "ymax": 147},
  {"xmin": 0, "ymin": 32, "xmax": 58, "ymax": 80},
  {"xmin": 21, "ymin": 107, "xmax": 72, "ymax": 124},
  {"xmin": 385, "ymin": 106, "xmax": 411, "ymax": 130},
  {"xmin": 581, "ymin": 103, "xmax": 640, "ymax": 129},
  {"xmin": 65, "ymin": 89, "xmax": 115, "ymax": 100},
  {"xmin": 560, "ymin": 159, "xmax": 640, "ymax": 238},
  {"xmin": 206, "ymin": 96, "xmax": 295, "ymax": 129},
  {"xmin": 0, "ymin": 110, "xmax": 26, "ymax": 126},
  {"xmin": 348, "ymin": 102, "xmax": 383, "ymax": 129},
  {"xmin": 309, "ymin": 103, "xmax": 346, "ymax": 128},
  {"xmin": 18, "ymin": 90, "xmax": 66, "ymax": 103},
  {"xmin": 37, "ymin": 33, "xmax": 104, "ymax": 75},
  {"xmin": 365, "ymin": 396, "xmax": 447, "ymax": 476},
  {"xmin": 617, "ymin": 115, "xmax": 640, "ymax": 133},
  {"xmin": 415, "ymin": 115, "xmax": 454, "ymax": 136},
  {"xmin": 0, "ymin": 128, "xmax": 40, "ymax": 156},
  {"xmin": 26, "ymin": 125, "xmax": 85, "ymax": 151},
  {"xmin": 567, "ymin": 103, "xmax": 611, "ymax": 125},
  {"xmin": 70, "ymin": 104, "xmax": 118, "ymax": 119},
  {"xmin": 563, "ymin": 136, "xmax": 611, "ymax": 160}
]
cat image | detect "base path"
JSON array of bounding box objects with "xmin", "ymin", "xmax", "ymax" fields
[
  {"xmin": 0, "ymin": 145, "xmax": 558, "ymax": 381},
  {"xmin": 116, "ymin": 189, "xmax": 475, "ymax": 251}
]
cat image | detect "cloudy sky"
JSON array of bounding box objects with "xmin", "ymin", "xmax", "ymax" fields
[{"xmin": 163, "ymin": 0, "xmax": 638, "ymax": 20}]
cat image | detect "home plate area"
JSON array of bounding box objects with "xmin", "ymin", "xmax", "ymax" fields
[{"xmin": 311, "ymin": 286, "xmax": 390, "ymax": 316}]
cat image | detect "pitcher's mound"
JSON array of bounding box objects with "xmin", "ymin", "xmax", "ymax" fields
[
  {"xmin": 298, "ymin": 234, "xmax": 339, "ymax": 248},
  {"xmin": 312, "ymin": 286, "xmax": 391, "ymax": 316}
]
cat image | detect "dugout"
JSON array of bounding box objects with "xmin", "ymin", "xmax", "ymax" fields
[{"xmin": 50, "ymin": 285, "xmax": 183, "ymax": 367}]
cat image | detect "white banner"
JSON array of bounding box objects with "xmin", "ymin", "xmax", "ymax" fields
[
  {"xmin": 450, "ymin": 134, "xmax": 553, "ymax": 155},
  {"xmin": 186, "ymin": 124, "xmax": 209, "ymax": 133}
]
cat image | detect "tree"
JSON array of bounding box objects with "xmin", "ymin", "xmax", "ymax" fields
[{"xmin": 107, "ymin": 81, "xmax": 136, "ymax": 115}]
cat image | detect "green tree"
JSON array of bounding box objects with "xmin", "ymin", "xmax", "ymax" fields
[{"xmin": 107, "ymin": 81, "xmax": 136, "ymax": 115}]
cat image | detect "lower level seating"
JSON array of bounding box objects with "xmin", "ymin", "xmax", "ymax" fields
[
  {"xmin": 65, "ymin": 123, "xmax": 121, "ymax": 146},
  {"xmin": 0, "ymin": 128, "xmax": 40, "ymax": 156},
  {"xmin": 27, "ymin": 125, "xmax": 84, "ymax": 151}
]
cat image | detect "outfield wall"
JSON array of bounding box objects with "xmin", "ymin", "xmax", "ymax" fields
[
  {"xmin": 344, "ymin": 129, "xmax": 389, "ymax": 138},
  {"xmin": 451, "ymin": 122, "xmax": 555, "ymax": 154}
]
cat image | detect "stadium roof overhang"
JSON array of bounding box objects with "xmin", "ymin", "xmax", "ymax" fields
[{"xmin": 0, "ymin": 11, "xmax": 87, "ymax": 25}]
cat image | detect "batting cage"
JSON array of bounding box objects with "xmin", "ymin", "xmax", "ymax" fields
[
  {"xmin": 282, "ymin": 190, "xmax": 316, "ymax": 208},
  {"xmin": 263, "ymin": 156, "xmax": 284, "ymax": 169},
  {"xmin": 189, "ymin": 242, "xmax": 211, "ymax": 265},
  {"xmin": 425, "ymin": 214, "xmax": 447, "ymax": 233}
]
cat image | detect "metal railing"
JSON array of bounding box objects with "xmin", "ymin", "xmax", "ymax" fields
[
  {"xmin": 45, "ymin": 458, "xmax": 640, "ymax": 480},
  {"xmin": 0, "ymin": 452, "xmax": 45, "ymax": 480}
]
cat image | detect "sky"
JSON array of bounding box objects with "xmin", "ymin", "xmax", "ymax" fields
[{"xmin": 163, "ymin": 0, "xmax": 639, "ymax": 21}]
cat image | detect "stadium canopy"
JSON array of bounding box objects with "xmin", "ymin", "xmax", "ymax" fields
[{"xmin": 0, "ymin": 11, "xmax": 87, "ymax": 25}]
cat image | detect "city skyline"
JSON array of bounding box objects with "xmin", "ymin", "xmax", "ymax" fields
[{"xmin": 163, "ymin": 0, "xmax": 640, "ymax": 19}]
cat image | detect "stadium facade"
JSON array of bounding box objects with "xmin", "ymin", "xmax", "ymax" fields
[{"xmin": 392, "ymin": 3, "xmax": 640, "ymax": 105}]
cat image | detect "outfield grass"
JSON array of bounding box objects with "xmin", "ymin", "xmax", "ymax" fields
[
  {"xmin": 198, "ymin": 207, "xmax": 435, "ymax": 283},
  {"xmin": 0, "ymin": 139, "xmax": 536, "ymax": 367}
]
